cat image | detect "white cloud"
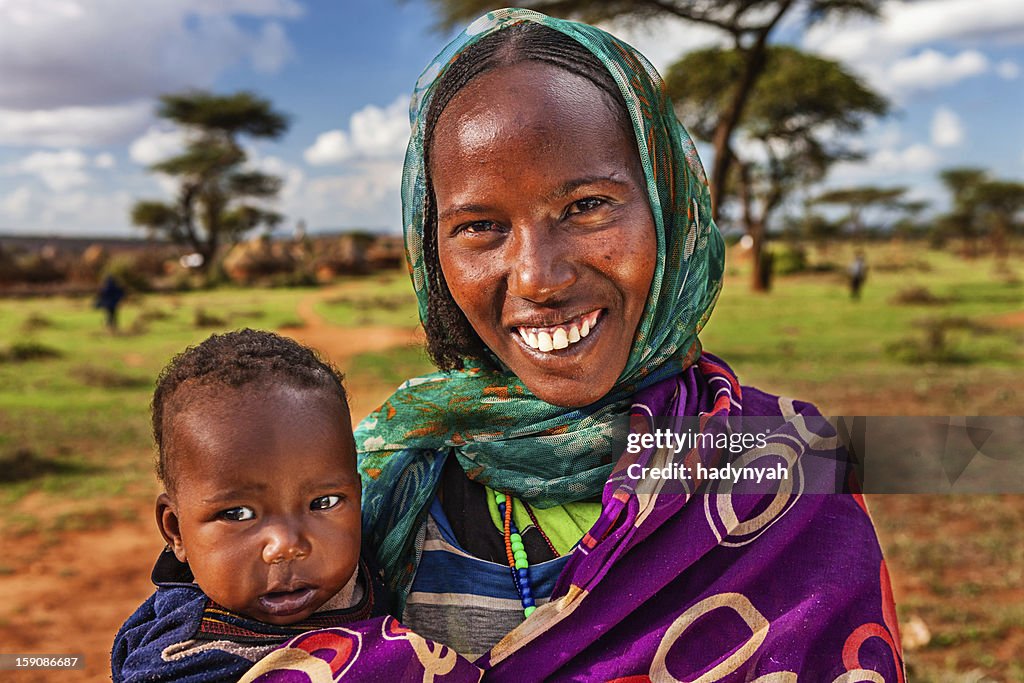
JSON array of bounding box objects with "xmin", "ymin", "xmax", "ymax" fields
[
  {"xmin": 288, "ymin": 161, "xmax": 403, "ymax": 231},
  {"xmin": 304, "ymin": 97, "xmax": 409, "ymax": 166},
  {"xmin": 804, "ymin": 0, "xmax": 1024, "ymax": 100},
  {"xmin": 0, "ymin": 185, "xmax": 135, "ymax": 235},
  {"xmin": 3, "ymin": 149, "xmax": 92, "ymax": 191},
  {"xmin": 1, "ymin": 186, "xmax": 34, "ymax": 217},
  {"xmin": 94, "ymin": 153, "xmax": 116, "ymax": 169},
  {"xmin": 887, "ymin": 49, "xmax": 988, "ymax": 92},
  {"xmin": 874, "ymin": 144, "xmax": 940, "ymax": 173},
  {"xmin": 250, "ymin": 22, "xmax": 294, "ymax": 74},
  {"xmin": 0, "ymin": 0, "xmax": 302, "ymax": 111},
  {"xmin": 129, "ymin": 126, "xmax": 188, "ymax": 166},
  {"xmin": 931, "ymin": 107, "xmax": 964, "ymax": 148},
  {"xmin": 0, "ymin": 101, "xmax": 152, "ymax": 148},
  {"xmin": 806, "ymin": 0, "xmax": 1024, "ymax": 63},
  {"xmin": 827, "ymin": 141, "xmax": 937, "ymax": 187},
  {"xmin": 997, "ymin": 60, "xmax": 1020, "ymax": 79}
]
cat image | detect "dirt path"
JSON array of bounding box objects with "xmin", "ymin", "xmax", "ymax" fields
[
  {"xmin": 279, "ymin": 285, "xmax": 424, "ymax": 421},
  {"xmin": 0, "ymin": 289, "xmax": 425, "ymax": 681}
]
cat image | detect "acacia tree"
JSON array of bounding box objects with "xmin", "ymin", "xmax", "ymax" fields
[
  {"xmin": 428, "ymin": 0, "xmax": 882, "ymax": 217},
  {"xmin": 666, "ymin": 46, "xmax": 887, "ymax": 290},
  {"xmin": 938, "ymin": 168, "xmax": 1024, "ymax": 259},
  {"xmin": 131, "ymin": 91, "xmax": 289, "ymax": 272},
  {"xmin": 813, "ymin": 186, "xmax": 910, "ymax": 237}
]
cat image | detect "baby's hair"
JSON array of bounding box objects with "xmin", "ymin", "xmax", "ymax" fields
[
  {"xmin": 421, "ymin": 21, "xmax": 632, "ymax": 371},
  {"xmin": 151, "ymin": 328, "xmax": 348, "ymax": 491}
]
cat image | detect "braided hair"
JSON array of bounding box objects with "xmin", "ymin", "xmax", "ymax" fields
[
  {"xmin": 151, "ymin": 328, "xmax": 349, "ymax": 491},
  {"xmin": 421, "ymin": 21, "xmax": 632, "ymax": 371}
]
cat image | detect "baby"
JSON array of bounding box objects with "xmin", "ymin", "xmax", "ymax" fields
[{"xmin": 112, "ymin": 329, "xmax": 388, "ymax": 682}]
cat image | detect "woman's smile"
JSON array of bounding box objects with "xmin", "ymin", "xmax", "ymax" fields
[
  {"xmin": 431, "ymin": 61, "xmax": 656, "ymax": 407},
  {"xmin": 512, "ymin": 309, "xmax": 603, "ymax": 354}
]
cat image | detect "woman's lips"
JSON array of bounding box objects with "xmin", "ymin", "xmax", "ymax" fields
[
  {"xmin": 513, "ymin": 309, "xmax": 603, "ymax": 354},
  {"xmin": 257, "ymin": 586, "xmax": 318, "ymax": 617}
]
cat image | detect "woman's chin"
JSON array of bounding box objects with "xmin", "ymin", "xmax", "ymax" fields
[{"xmin": 500, "ymin": 327, "xmax": 624, "ymax": 408}]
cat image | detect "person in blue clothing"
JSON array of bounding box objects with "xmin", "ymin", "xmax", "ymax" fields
[
  {"xmin": 111, "ymin": 329, "xmax": 387, "ymax": 682},
  {"xmin": 95, "ymin": 274, "xmax": 125, "ymax": 331}
]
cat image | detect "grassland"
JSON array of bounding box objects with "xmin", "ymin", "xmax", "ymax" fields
[{"xmin": 0, "ymin": 242, "xmax": 1021, "ymax": 680}]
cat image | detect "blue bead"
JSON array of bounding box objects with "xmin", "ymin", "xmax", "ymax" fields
[
  {"xmin": 523, "ymin": 597, "xmax": 535, "ymax": 607},
  {"xmin": 521, "ymin": 587, "xmax": 532, "ymax": 599},
  {"xmin": 518, "ymin": 568, "xmax": 529, "ymax": 578}
]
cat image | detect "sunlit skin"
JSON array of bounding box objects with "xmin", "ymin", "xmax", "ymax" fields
[
  {"xmin": 431, "ymin": 62, "xmax": 657, "ymax": 407},
  {"xmin": 156, "ymin": 383, "xmax": 361, "ymax": 626}
]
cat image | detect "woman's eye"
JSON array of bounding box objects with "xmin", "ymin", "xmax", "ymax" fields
[
  {"xmin": 457, "ymin": 220, "xmax": 500, "ymax": 236},
  {"xmin": 221, "ymin": 506, "xmax": 255, "ymax": 522},
  {"xmin": 311, "ymin": 495, "xmax": 342, "ymax": 511},
  {"xmin": 567, "ymin": 197, "xmax": 605, "ymax": 216}
]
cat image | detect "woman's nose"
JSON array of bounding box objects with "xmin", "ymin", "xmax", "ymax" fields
[
  {"xmin": 261, "ymin": 519, "xmax": 311, "ymax": 564},
  {"xmin": 506, "ymin": 226, "xmax": 576, "ymax": 302}
]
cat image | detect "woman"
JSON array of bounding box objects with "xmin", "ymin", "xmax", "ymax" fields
[{"xmin": 246, "ymin": 8, "xmax": 903, "ymax": 681}]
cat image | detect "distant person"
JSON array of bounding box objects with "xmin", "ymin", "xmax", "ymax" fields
[
  {"xmin": 94, "ymin": 275, "xmax": 125, "ymax": 331},
  {"xmin": 759, "ymin": 246, "xmax": 775, "ymax": 292},
  {"xmin": 849, "ymin": 250, "xmax": 868, "ymax": 300},
  {"xmin": 111, "ymin": 329, "xmax": 480, "ymax": 682}
]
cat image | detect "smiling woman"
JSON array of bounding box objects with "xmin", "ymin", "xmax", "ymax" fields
[{"xmin": 242, "ymin": 8, "xmax": 904, "ymax": 682}]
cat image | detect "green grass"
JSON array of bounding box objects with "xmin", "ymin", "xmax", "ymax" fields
[{"xmin": 314, "ymin": 271, "xmax": 421, "ymax": 328}]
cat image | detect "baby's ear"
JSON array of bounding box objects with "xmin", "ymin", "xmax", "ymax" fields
[{"xmin": 156, "ymin": 493, "xmax": 187, "ymax": 563}]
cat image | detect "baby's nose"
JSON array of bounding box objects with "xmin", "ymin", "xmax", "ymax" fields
[{"xmin": 262, "ymin": 521, "xmax": 311, "ymax": 564}]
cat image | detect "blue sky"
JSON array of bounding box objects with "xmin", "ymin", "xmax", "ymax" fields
[{"xmin": 1, "ymin": 0, "xmax": 1022, "ymax": 237}]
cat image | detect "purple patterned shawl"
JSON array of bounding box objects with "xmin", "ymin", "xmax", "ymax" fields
[{"xmin": 241, "ymin": 355, "xmax": 904, "ymax": 681}]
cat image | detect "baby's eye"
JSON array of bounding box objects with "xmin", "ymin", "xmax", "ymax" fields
[
  {"xmin": 566, "ymin": 197, "xmax": 606, "ymax": 216},
  {"xmin": 221, "ymin": 506, "xmax": 255, "ymax": 522},
  {"xmin": 310, "ymin": 495, "xmax": 342, "ymax": 511}
]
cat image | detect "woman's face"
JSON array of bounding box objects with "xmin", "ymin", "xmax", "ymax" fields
[{"xmin": 431, "ymin": 61, "xmax": 656, "ymax": 407}]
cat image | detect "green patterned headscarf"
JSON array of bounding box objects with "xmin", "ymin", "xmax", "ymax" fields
[{"xmin": 357, "ymin": 7, "xmax": 724, "ymax": 588}]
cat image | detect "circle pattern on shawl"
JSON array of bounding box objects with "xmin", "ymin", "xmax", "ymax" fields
[
  {"xmin": 703, "ymin": 439, "xmax": 804, "ymax": 547},
  {"xmin": 649, "ymin": 592, "xmax": 771, "ymax": 682}
]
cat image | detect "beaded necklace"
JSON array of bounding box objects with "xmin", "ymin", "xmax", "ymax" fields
[{"xmin": 494, "ymin": 491, "xmax": 538, "ymax": 617}]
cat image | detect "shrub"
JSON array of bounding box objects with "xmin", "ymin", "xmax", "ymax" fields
[
  {"xmin": 102, "ymin": 254, "xmax": 153, "ymax": 292},
  {"xmin": 773, "ymin": 245, "xmax": 808, "ymax": 275},
  {"xmin": 1, "ymin": 340, "xmax": 63, "ymax": 362}
]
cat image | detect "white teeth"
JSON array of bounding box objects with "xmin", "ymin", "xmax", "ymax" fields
[
  {"xmin": 552, "ymin": 328, "xmax": 569, "ymax": 349},
  {"xmin": 515, "ymin": 311, "xmax": 600, "ymax": 354}
]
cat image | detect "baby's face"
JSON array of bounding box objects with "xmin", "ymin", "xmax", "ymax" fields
[{"xmin": 158, "ymin": 384, "xmax": 361, "ymax": 625}]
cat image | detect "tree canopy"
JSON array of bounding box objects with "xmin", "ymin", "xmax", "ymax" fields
[
  {"xmin": 938, "ymin": 167, "xmax": 1024, "ymax": 257},
  {"xmin": 130, "ymin": 91, "xmax": 289, "ymax": 272}
]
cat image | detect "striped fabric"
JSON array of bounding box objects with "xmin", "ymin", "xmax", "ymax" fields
[{"xmin": 403, "ymin": 499, "xmax": 570, "ymax": 659}]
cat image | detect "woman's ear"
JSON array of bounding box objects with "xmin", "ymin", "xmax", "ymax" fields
[{"xmin": 156, "ymin": 493, "xmax": 187, "ymax": 563}]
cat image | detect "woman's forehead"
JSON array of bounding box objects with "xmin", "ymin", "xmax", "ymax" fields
[
  {"xmin": 440, "ymin": 62, "xmax": 622, "ymax": 129},
  {"xmin": 430, "ymin": 62, "xmax": 633, "ymax": 166}
]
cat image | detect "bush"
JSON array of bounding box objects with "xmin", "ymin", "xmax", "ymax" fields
[
  {"xmin": 890, "ymin": 287, "xmax": 953, "ymax": 305},
  {"xmin": 194, "ymin": 308, "xmax": 226, "ymax": 328},
  {"xmin": 773, "ymin": 245, "xmax": 808, "ymax": 275},
  {"xmin": 1, "ymin": 340, "xmax": 63, "ymax": 362},
  {"xmin": 103, "ymin": 254, "xmax": 153, "ymax": 292}
]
